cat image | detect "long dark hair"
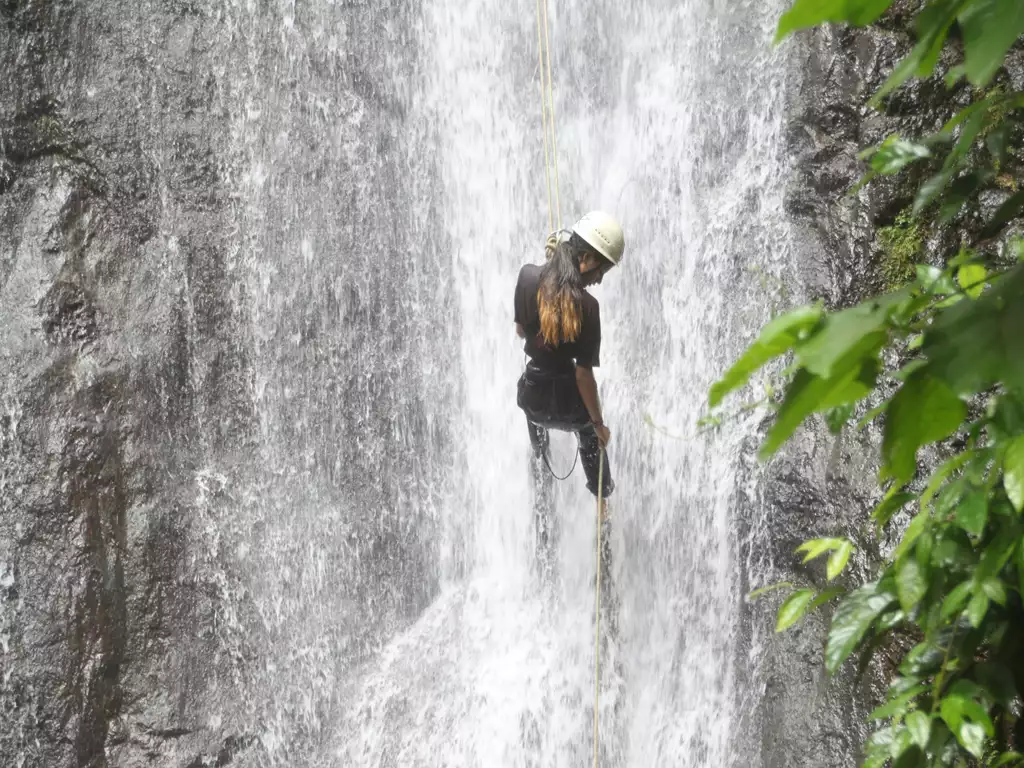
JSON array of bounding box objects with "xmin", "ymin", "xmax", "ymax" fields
[{"xmin": 537, "ymin": 232, "xmax": 591, "ymax": 346}]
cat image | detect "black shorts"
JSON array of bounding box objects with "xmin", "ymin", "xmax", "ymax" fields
[
  {"xmin": 516, "ymin": 364, "xmax": 590, "ymax": 431},
  {"xmin": 517, "ymin": 364, "xmax": 614, "ymax": 498}
]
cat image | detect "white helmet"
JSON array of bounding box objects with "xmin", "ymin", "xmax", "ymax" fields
[{"xmin": 572, "ymin": 210, "xmax": 625, "ymax": 266}]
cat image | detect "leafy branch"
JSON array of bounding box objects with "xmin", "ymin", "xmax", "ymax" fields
[{"xmin": 715, "ymin": 1, "xmax": 1024, "ymax": 765}]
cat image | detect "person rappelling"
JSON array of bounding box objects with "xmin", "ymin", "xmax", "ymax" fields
[{"xmin": 514, "ymin": 210, "xmax": 624, "ymax": 511}]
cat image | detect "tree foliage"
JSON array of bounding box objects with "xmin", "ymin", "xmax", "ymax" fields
[{"xmin": 713, "ymin": 1, "xmax": 1024, "ymax": 765}]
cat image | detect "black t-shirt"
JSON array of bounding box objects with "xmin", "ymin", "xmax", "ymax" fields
[{"xmin": 514, "ymin": 263, "xmax": 601, "ymax": 371}]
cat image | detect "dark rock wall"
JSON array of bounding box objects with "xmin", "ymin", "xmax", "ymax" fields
[
  {"xmin": 2, "ymin": 3, "xmax": 238, "ymax": 766},
  {"xmin": 1, "ymin": 2, "xmax": 453, "ymax": 766},
  {"xmin": 745, "ymin": 8, "xmax": 1024, "ymax": 767},
  {"xmin": 742, "ymin": 14, "xmax": 931, "ymax": 768}
]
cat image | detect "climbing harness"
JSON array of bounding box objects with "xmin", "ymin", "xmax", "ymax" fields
[
  {"xmin": 540, "ymin": 444, "xmax": 578, "ymax": 481},
  {"xmin": 534, "ymin": 2, "xmax": 605, "ymax": 764}
]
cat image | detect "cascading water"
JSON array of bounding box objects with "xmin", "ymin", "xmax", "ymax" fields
[{"xmin": 174, "ymin": 0, "xmax": 791, "ymax": 765}]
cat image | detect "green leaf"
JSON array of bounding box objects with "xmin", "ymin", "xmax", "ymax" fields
[
  {"xmin": 938, "ymin": 171, "xmax": 983, "ymax": 223},
  {"xmin": 710, "ymin": 305, "xmax": 823, "ymax": 407},
  {"xmin": 958, "ymin": 0, "xmax": 1024, "ymax": 87},
  {"xmin": 893, "ymin": 745, "xmax": 925, "ymax": 768},
  {"xmin": 809, "ymin": 586, "xmax": 845, "ymax": 612},
  {"xmin": 1004, "ymin": 435, "xmax": 1024, "ymax": 512},
  {"xmin": 877, "ymin": 608, "xmax": 906, "ymax": 631},
  {"xmin": 915, "ymin": 529, "xmax": 934, "ymax": 568},
  {"xmin": 949, "ymin": 246, "xmax": 976, "ymax": 268},
  {"xmin": 826, "ymin": 403, "xmax": 854, "ymax": 434},
  {"xmin": 932, "ymin": 531, "xmax": 975, "ymax": 569},
  {"xmin": 957, "ymin": 264, "xmax": 987, "ymax": 299},
  {"xmin": 777, "ymin": 588, "xmax": 816, "ymax": 631},
  {"xmin": 906, "ymin": 711, "xmax": 931, "ymax": 749},
  {"xmin": 922, "ymin": 265, "xmax": 1024, "ymax": 397},
  {"xmin": 914, "ymin": 168, "xmax": 957, "ymax": 215},
  {"xmin": 916, "ymin": 265, "xmax": 957, "ymax": 295},
  {"xmin": 987, "ymin": 123, "xmax": 1010, "ymax": 163},
  {"xmin": 894, "ymin": 511, "xmax": 930, "ymax": 562},
  {"xmin": 991, "ymin": 395, "xmax": 1024, "ymax": 438},
  {"xmin": 872, "ymin": 50, "xmax": 924, "ymax": 108},
  {"xmin": 955, "ymin": 490, "xmax": 988, "ymax": 537},
  {"xmin": 872, "ymin": 490, "xmax": 916, "ymax": 528},
  {"xmin": 882, "ymin": 373, "xmax": 966, "ymax": 487},
  {"xmin": 869, "ymin": 136, "xmax": 933, "ymax": 174},
  {"xmin": 959, "ymin": 722, "xmax": 986, "ymax": 759},
  {"xmin": 866, "ymin": 726, "xmax": 897, "ymax": 761},
  {"xmin": 797, "ymin": 291, "xmax": 907, "ymax": 378},
  {"xmin": 890, "ymin": 726, "xmax": 915, "ymax": 761},
  {"xmin": 947, "ymin": 678, "xmax": 987, "ymax": 707},
  {"xmin": 775, "ymin": 0, "xmax": 896, "ymax": 42},
  {"xmin": 944, "ymin": 107, "xmax": 988, "ymax": 170},
  {"xmin": 967, "ymin": 591, "xmax": 989, "ymax": 627},
  {"xmin": 826, "ymin": 583, "xmax": 896, "ymax": 673},
  {"xmin": 940, "ymin": 96, "xmax": 995, "ymax": 136},
  {"xmin": 900, "ymin": 641, "xmax": 945, "ymax": 677},
  {"xmin": 870, "ymin": 683, "xmax": 929, "ymax": 721},
  {"xmin": 890, "ymin": 676, "xmax": 926, "ymax": 697},
  {"xmin": 940, "ymin": 581, "xmax": 973, "ymax": 618},
  {"xmin": 921, "ymin": 451, "xmax": 974, "ymax": 512},
  {"xmin": 1019, "ymin": 545, "xmax": 1024, "ymax": 609},
  {"xmin": 935, "ymin": 476, "xmax": 968, "ymax": 517},
  {"xmin": 941, "ymin": 684, "xmax": 996, "ymax": 757},
  {"xmin": 747, "ymin": 581, "xmax": 795, "ymax": 600},
  {"xmin": 974, "ymin": 662, "xmax": 1018, "ymax": 707},
  {"xmin": 981, "ymin": 578, "xmax": 1007, "ymax": 605},
  {"xmin": 828, "ymin": 540, "xmax": 855, "ymax": 580},
  {"xmin": 932, "ymin": 293, "xmax": 965, "ymax": 310},
  {"xmin": 977, "ymin": 532, "xmax": 1017, "ymax": 580},
  {"xmin": 872, "ymin": 0, "xmax": 968, "ymax": 105},
  {"xmin": 868, "ymin": 684, "xmax": 933, "ymax": 720},
  {"xmin": 760, "ymin": 351, "xmax": 880, "ymax": 459},
  {"xmin": 896, "ymin": 557, "xmax": 928, "ymax": 612},
  {"xmin": 915, "ymin": 0, "xmax": 969, "ymax": 74},
  {"xmin": 858, "ymin": 398, "xmax": 892, "ymax": 431},
  {"xmin": 945, "ymin": 63, "xmax": 968, "ymax": 87},
  {"xmin": 994, "ymin": 752, "xmax": 1024, "ymax": 767},
  {"xmin": 797, "ymin": 537, "xmax": 845, "ymax": 563},
  {"xmin": 980, "ymin": 189, "xmax": 1024, "ymax": 239}
]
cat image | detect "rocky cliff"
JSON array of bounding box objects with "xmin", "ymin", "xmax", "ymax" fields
[
  {"xmin": 746, "ymin": 6, "xmax": 1024, "ymax": 766},
  {"xmin": 1, "ymin": 2, "xmax": 453, "ymax": 766}
]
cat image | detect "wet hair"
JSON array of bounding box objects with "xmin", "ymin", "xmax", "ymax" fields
[{"xmin": 537, "ymin": 232, "xmax": 596, "ymax": 346}]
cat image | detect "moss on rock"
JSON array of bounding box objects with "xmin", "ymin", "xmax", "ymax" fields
[{"xmin": 878, "ymin": 210, "xmax": 923, "ymax": 288}]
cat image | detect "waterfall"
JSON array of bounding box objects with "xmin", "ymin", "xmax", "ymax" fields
[
  {"xmin": 1, "ymin": 0, "xmax": 795, "ymax": 765},
  {"xmin": 213, "ymin": 0, "xmax": 794, "ymax": 765},
  {"xmin": 213, "ymin": 0, "xmax": 793, "ymax": 764}
]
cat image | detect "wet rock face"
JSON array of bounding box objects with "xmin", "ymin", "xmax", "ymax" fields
[
  {"xmin": 743, "ymin": 16, "xmax": 936, "ymax": 768},
  {"xmin": 1, "ymin": 3, "xmax": 246, "ymax": 766},
  {"xmin": 748, "ymin": 10, "xmax": 1024, "ymax": 768},
  {"xmin": 1, "ymin": 1, "xmax": 447, "ymax": 766}
]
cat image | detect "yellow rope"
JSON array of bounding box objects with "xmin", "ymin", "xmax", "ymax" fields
[
  {"xmin": 540, "ymin": 0, "xmax": 562, "ymax": 229},
  {"xmin": 593, "ymin": 449, "xmax": 605, "ymax": 767},
  {"xmin": 535, "ymin": 0, "xmax": 554, "ymax": 232},
  {"xmin": 534, "ymin": 4, "xmax": 599, "ymax": 763}
]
